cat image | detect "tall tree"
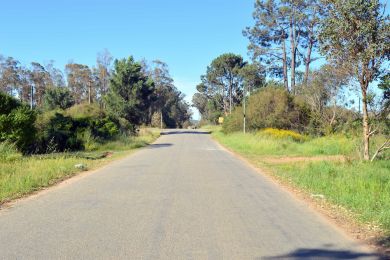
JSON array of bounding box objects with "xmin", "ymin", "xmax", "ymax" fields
[
  {"xmin": 96, "ymin": 49, "xmax": 113, "ymax": 104},
  {"xmin": 30, "ymin": 62, "xmax": 52, "ymax": 107},
  {"xmin": 65, "ymin": 63, "xmax": 94, "ymax": 104},
  {"xmin": 245, "ymin": 0, "xmax": 322, "ymax": 92},
  {"xmin": 319, "ymin": 0, "xmax": 390, "ymax": 160},
  {"xmin": 0, "ymin": 57, "xmax": 21, "ymax": 96},
  {"xmin": 105, "ymin": 56, "xmax": 155, "ymax": 126},
  {"xmin": 300, "ymin": 0, "xmax": 322, "ymax": 86},
  {"xmin": 244, "ymin": 0, "xmax": 289, "ymax": 91},
  {"xmin": 45, "ymin": 60, "xmax": 65, "ymax": 87},
  {"xmin": 205, "ymin": 53, "xmax": 246, "ymax": 115}
]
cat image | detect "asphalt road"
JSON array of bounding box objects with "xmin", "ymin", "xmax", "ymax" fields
[{"xmin": 0, "ymin": 130, "xmax": 380, "ymax": 259}]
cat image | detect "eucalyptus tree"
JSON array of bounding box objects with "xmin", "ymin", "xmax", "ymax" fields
[
  {"xmin": 65, "ymin": 63, "xmax": 94, "ymax": 104},
  {"xmin": 96, "ymin": 49, "xmax": 113, "ymax": 104},
  {"xmin": 319, "ymin": 0, "xmax": 390, "ymax": 160},
  {"xmin": 30, "ymin": 62, "xmax": 52, "ymax": 107}
]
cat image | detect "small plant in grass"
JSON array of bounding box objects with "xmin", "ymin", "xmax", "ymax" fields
[{"xmin": 0, "ymin": 142, "xmax": 22, "ymax": 162}]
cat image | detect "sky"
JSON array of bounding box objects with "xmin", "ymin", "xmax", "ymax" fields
[{"xmin": 0, "ymin": 0, "xmax": 256, "ymax": 119}]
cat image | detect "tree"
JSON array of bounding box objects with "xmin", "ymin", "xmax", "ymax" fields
[
  {"xmin": 30, "ymin": 62, "xmax": 52, "ymax": 107},
  {"xmin": 319, "ymin": 0, "xmax": 390, "ymax": 160},
  {"xmin": 145, "ymin": 60, "xmax": 191, "ymax": 128},
  {"xmin": 43, "ymin": 87, "xmax": 75, "ymax": 110},
  {"xmin": 65, "ymin": 63, "xmax": 94, "ymax": 104},
  {"xmin": 105, "ymin": 56, "xmax": 155, "ymax": 127},
  {"xmin": 96, "ymin": 49, "xmax": 113, "ymax": 104},
  {"xmin": 45, "ymin": 60, "xmax": 65, "ymax": 87},
  {"xmin": 205, "ymin": 53, "xmax": 246, "ymax": 115},
  {"xmin": 244, "ymin": 0, "xmax": 289, "ymax": 91},
  {"xmin": 245, "ymin": 0, "xmax": 323, "ymax": 92},
  {"xmin": 0, "ymin": 57, "xmax": 21, "ymax": 96}
]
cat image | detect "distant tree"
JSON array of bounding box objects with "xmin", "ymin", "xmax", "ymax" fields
[
  {"xmin": 30, "ymin": 62, "xmax": 52, "ymax": 107},
  {"xmin": 205, "ymin": 53, "xmax": 246, "ymax": 115},
  {"xmin": 378, "ymin": 72, "xmax": 390, "ymax": 116},
  {"xmin": 0, "ymin": 57, "xmax": 21, "ymax": 96},
  {"xmin": 65, "ymin": 63, "xmax": 94, "ymax": 104},
  {"xmin": 96, "ymin": 49, "xmax": 113, "ymax": 104},
  {"xmin": 319, "ymin": 0, "xmax": 390, "ymax": 160},
  {"xmin": 43, "ymin": 87, "xmax": 75, "ymax": 110},
  {"xmin": 105, "ymin": 56, "xmax": 155, "ymax": 127},
  {"xmin": 45, "ymin": 60, "xmax": 65, "ymax": 87}
]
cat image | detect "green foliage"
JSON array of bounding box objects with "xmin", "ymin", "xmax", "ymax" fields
[
  {"xmin": 35, "ymin": 112, "xmax": 82, "ymax": 152},
  {"xmin": 65, "ymin": 103, "xmax": 103, "ymax": 119},
  {"xmin": 0, "ymin": 91, "xmax": 21, "ymax": 114},
  {"xmin": 0, "ymin": 92, "xmax": 37, "ymax": 152},
  {"xmin": 105, "ymin": 56, "xmax": 155, "ymax": 126},
  {"xmin": 222, "ymin": 86, "xmax": 310, "ymax": 133},
  {"xmin": 192, "ymin": 53, "xmax": 264, "ymax": 123},
  {"xmin": 43, "ymin": 87, "xmax": 75, "ymax": 110}
]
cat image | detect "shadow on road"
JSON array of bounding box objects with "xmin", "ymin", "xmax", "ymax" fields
[
  {"xmin": 160, "ymin": 131, "xmax": 211, "ymax": 135},
  {"xmin": 149, "ymin": 143, "xmax": 173, "ymax": 148},
  {"xmin": 262, "ymin": 247, "xmax": 382, "ymax": 259}
]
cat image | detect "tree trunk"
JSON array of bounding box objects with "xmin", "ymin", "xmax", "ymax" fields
[
  {"xmin": 88, "ymin": 83, "xmax": 92, "ymax": 104},
  {"xmin": 282, "ymin": 40, "xmax": 289, "ymax": 92},
  {"xmin": 361, "ymin": 85, "xmax": 370, "ymax": 160},
  {"xmin": 289, "ymin": 17, "xmax": 296, "ymax": 94},
  {"xmin": 304, "ymin": 39, "xmax": 313, "ymax": 87}
]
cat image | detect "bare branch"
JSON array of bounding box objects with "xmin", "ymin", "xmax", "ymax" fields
[{"xmin": 371, "ymin": 137, "xmax": 390, "ymax": 162}]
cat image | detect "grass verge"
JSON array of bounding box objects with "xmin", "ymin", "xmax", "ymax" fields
[
  {"xmin": 207, "ymin": 126, "xmax": 390, "ymax": 250},
  {"xmin": 0, "ymin": 128, "xmax": 160, "ymax": 205}
]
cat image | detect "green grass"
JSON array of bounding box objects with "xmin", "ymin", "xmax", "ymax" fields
[
  {"xmin": 210, "ymin": 129, "xmax": 390, "ymax": 232},
  {"xmin": 212, "ymin": 130, "xmax": 360, "ymax": 157},
  {"xmin": 0, "ymin": 128, "xmax": 160, "ymax": 204}
]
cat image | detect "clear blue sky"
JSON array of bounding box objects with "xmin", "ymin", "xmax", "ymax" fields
[{"xmin": 1, "ymin": 0, "xmax": 255, "ymax": 119}]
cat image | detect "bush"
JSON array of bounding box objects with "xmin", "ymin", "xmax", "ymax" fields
[
  {"xmin": 222, "ymin": 87, "xmax": 311, "ymax": 134},
  {"xmin": 247, "ymin": 87, "xmax": 310, "ymax": 132},
  {"xmin": 65, "ymin": 103, "xmax": 103, "ymax": 119},
  {"xmin": 43, "ymin": 87, "xmax": 74, "ymax": 110},
  {"xmin": 0, "ymin": 91, "xmax": 21, "ymax": 114},
  {"xmin": 0, "ymin": 92, "xmax": 37, "ymax": 153},
  {"xmin": 222, "ymin": 107, "xmax": 243, "ymax": 133},
  {"xmin": 257, "ymin": 128, "xmax": 307, "ymax": 142},
  {"xmin": 35, "ymin": 112, "xmax": 82, "ymax": 153}
]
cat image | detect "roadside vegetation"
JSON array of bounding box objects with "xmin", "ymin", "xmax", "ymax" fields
[
  {"xmin": 198, "ymin": 0, "xmax": 389, "ymax": 249},
  {"xmin": 0, "ymin": 51, "xmax": 190, "ymax": 203},
  {"xmin": 209, "ymin": 127, "xmax": 390, "ymax": 230},
  {"xmin": 0, "ymin": 128, "xmax": 159, "ymax": 204}
]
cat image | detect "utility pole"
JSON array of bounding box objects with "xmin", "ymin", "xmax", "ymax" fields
[
  {"xmin": 30, "ymin": 85, "xmax": 34, "ymax": 110},
  {"xmin": 160, "ymin": 110, "xmax": 163, "ymax": 129},
  {"xmin": 243, "ymin": 85, "xmax": 246, "ymax": 134}
]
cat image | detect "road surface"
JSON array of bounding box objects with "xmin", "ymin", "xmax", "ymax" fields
[{"xmin": 0, "ymin": 130, "xmax": 380, "ymax": 259}]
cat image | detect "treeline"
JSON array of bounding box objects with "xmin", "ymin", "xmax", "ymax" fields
[
  {"xmin": 0, "ymin": 51, "xmax": 191, "ymax": 153},
  {"xmin": 193, "ymin": 0, "xmax": 389, "ymax": 161}
]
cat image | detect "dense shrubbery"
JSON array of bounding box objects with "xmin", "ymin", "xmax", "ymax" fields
[
  {"xmin": 222, "ymin": 87, "xmax": 311, "ymax": 134},
  {"xmin": 0, "ymin": 92, "xmax": 37, "ymax": 153},
  {"xmin": 34, "ymin": 104, "xmax": 120, "ymax": 153}
]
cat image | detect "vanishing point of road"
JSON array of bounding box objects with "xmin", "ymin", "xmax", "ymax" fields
[{"xmin": 0, "ymin": 130, "xmax": 380, "ymax": 259}]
